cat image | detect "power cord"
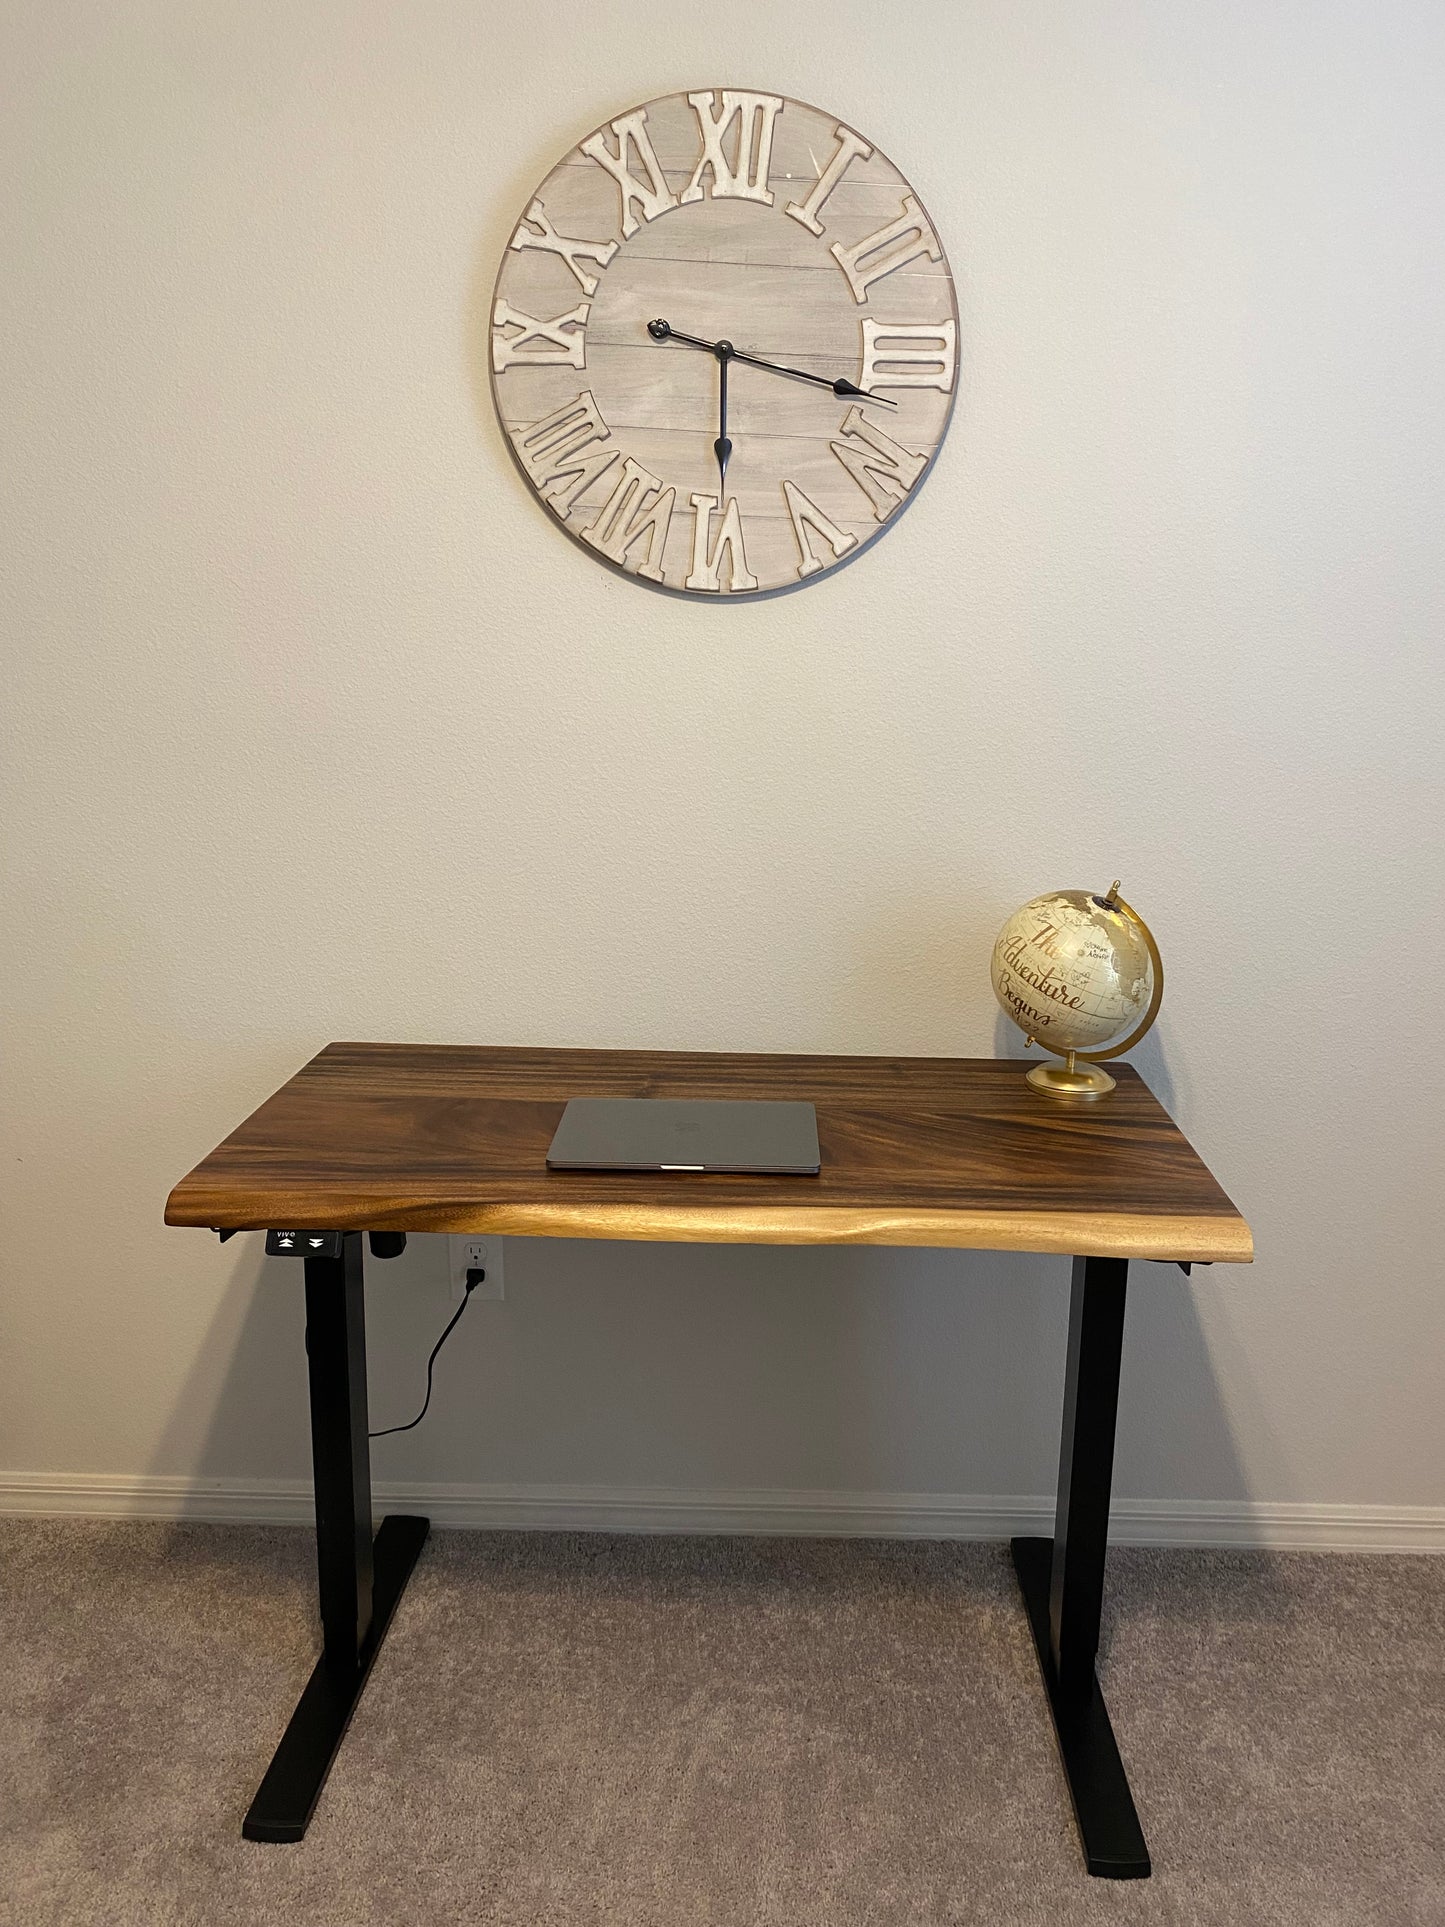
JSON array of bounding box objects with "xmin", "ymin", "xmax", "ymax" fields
[{"xmin": 369, "ymin": 1269, "xmax": 484, "ymax": 1439}]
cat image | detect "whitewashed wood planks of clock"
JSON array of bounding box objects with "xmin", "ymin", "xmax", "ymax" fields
[{"xmin": 490, "ymin": 90, "xmax": 958, "ymax": 598}]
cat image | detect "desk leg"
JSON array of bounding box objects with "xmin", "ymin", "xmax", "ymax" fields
[
  {"xmin": 242, "ymin": 1232, "xmax": 429, "ymax": 1842},
  {"xmin": 1011, "ymin": 1254, "xmax": 1151, "ymax": 1879}
]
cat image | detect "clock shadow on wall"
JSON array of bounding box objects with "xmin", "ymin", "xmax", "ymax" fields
[{"xmin": 469, "ymin": 88, "xmax": 960, "ymax": 602}]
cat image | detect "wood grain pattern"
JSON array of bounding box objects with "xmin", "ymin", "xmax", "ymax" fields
[
  {"xmin": 165, "ymin": 1045, "xmax": 1252, "ymax": 1263},
  {"xmin": 489, "ymin": 90, "xmax": 958, "ymax": 598}
]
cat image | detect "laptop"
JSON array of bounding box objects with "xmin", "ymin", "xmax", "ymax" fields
[{"xmin": 546, "ymin": 1098, "xmax": 821, "ymax": 1175}]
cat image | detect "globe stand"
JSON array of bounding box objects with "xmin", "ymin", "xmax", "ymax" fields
[{"xmin": 1027, "ymin": 1051, "xmax": 1117, "ymax": 1102}]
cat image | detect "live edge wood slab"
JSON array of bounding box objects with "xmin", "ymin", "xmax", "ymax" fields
[{"xmin": 165, "ymin": 1044, "xmax": 1251, "ymax": 1264}]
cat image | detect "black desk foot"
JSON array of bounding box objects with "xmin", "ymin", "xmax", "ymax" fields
[
  {"xmin": 1011, "ymin": 1535, "xmax": 1151, "ymax": 1879},
  {"xmin": 243, "ymin": 1514, "xmax": 429, "ymax": 1843}
]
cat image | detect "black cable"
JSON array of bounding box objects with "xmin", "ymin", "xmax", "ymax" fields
[{"xmin": 369, "ymin": 1271, "xmax": 482, "ymax": 1439}]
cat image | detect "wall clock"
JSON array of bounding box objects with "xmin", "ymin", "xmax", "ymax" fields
[{"xmin": 490, "ymin": 89, "xmax": 958, "ymax": 597}]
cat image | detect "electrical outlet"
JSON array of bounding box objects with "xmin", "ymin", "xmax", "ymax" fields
[{"xmin": 447, "ymin": 1234, "xmax": 505, "ymax": 1304}]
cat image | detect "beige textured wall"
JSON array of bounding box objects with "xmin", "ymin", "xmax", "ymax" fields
[{"xmin": 3, "ymin": 2, "xmax": 1442, "ymax": 1530}]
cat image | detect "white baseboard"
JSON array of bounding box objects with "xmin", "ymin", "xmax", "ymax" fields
[{"xmin": 0, "ymin": 1472, "xmax": 1440, "ymax": 1551}]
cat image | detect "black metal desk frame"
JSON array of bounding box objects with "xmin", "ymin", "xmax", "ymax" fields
[{"xmin": 241, "ymin": 1234, "xmax": 1148, "ymax": 1878}]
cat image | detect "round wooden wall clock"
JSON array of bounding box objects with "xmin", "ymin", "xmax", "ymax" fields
[{"xmin": 490, "ymin": 89, "xmax": 958, "ymax": 597}]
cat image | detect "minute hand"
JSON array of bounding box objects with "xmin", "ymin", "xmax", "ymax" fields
[
  {"xmin": 730, "ymin": 342, "xmax": 897, "ymax": 407},
  {"xmin": 647, "ymin": 320, "xmax": 896, "ymax": 408}
]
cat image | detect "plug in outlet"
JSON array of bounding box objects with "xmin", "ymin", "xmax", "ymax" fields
[{"xmin": 447, "ymin": 1234, "xmax": 505, "ymax": 1304}]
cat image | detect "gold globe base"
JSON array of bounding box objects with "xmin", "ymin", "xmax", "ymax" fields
[{"xmin": 1025, "ymin": 1052, "xmax": 1117, "ymax": 1102}]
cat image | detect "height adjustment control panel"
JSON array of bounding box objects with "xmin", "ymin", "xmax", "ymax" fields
[
  {"xmin": 265, "ymin": 1230, "xmax": 344, "ymax": 1258},
  {"xmin": 261, "ymin": 1230, "xmax": 408, "ymax": 1260}
]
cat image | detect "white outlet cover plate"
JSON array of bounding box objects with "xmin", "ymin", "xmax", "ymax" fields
[{"xmin": 447, "ymin": 1234, "xmax": 505, "ymax": 1302}]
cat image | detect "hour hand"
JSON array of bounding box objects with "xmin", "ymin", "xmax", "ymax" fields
[{"xmin": 714, "ymin": 339, "xmax": 733, "ymax": 495}]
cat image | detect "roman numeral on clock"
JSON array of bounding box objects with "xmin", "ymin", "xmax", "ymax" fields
[
  {"xmin": 580, "ymin": 109, "xmax": 677, "ymax": 239},
  {"xmin": 581, "ymin": 458, "xmax": 674, "ymax": 581},
  {"xmin": 515, "ymin": 392, "xmax": 618, "ymax": 511},
  {"xmin": 681, "ymin": 90, "xmax": 784, "ymax": 207},
  {"xmin": 508, "ymin": 201, "xmax": 619, "ymax": 297},
  {"xmin": 685, "ymin": 494, "xmax": 758, "ymax": 593},
  {"xmin": 859, "ymin": 319, "xmax": 957, "ymax": 393},
  {"xmin": 491, "ymin": 299, "xmax": 590, "ymax": 373},
  {"xmin": 830, "ymin": 196, "xmax": 941, "ymax": 303},
  {"xmin": 830, "ymin": 407, "xmax": 927, "ymax": 519},
  {"xmin": 783, "ymin": 481, "xmax": 857, "ymax": 578},
  {"xmin": 785, "ymin": 124, "xmax": 872, "ymax": 236}
]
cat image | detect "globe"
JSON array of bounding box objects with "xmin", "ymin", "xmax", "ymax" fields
[{"xmin": 990, "ymin": 884, "xmax": 1162, "ymax": 1099}]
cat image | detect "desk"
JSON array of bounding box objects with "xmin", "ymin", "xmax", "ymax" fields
[{"xmin": 166, "ymin": 1043, "xmax": 1251, "ymax": 1877}]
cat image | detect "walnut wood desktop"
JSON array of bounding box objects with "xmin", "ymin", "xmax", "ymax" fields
[
  {"xmin": 166, "ymin": 1043, "xmax": 1251, "ymax": 1262},
  {"xmin": 166, "ymin": 1043, "xmax": 1251, "ymax": 1876}
]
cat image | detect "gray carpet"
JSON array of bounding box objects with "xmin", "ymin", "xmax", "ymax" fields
[{"xmin": 0, "ymin": 1522, "xmax": 1440, "ymax": 1926}]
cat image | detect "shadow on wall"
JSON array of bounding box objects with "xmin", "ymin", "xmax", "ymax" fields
[
  {"xmin": 149, "ymin": 1203, "xmax": 1252, "ymax": 1531},
  {"xmin": 148, "ymin": 1237, "xmax": 312, "ymax": 1491},
  {"xmin": 982, "ymin": 1010, "xmax": 1267, "ymax": 1509}
]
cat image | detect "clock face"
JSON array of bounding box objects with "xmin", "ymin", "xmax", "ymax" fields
[{"xmin": 490, "ymin": 90, "xmax": 958, "ymax": 598}]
